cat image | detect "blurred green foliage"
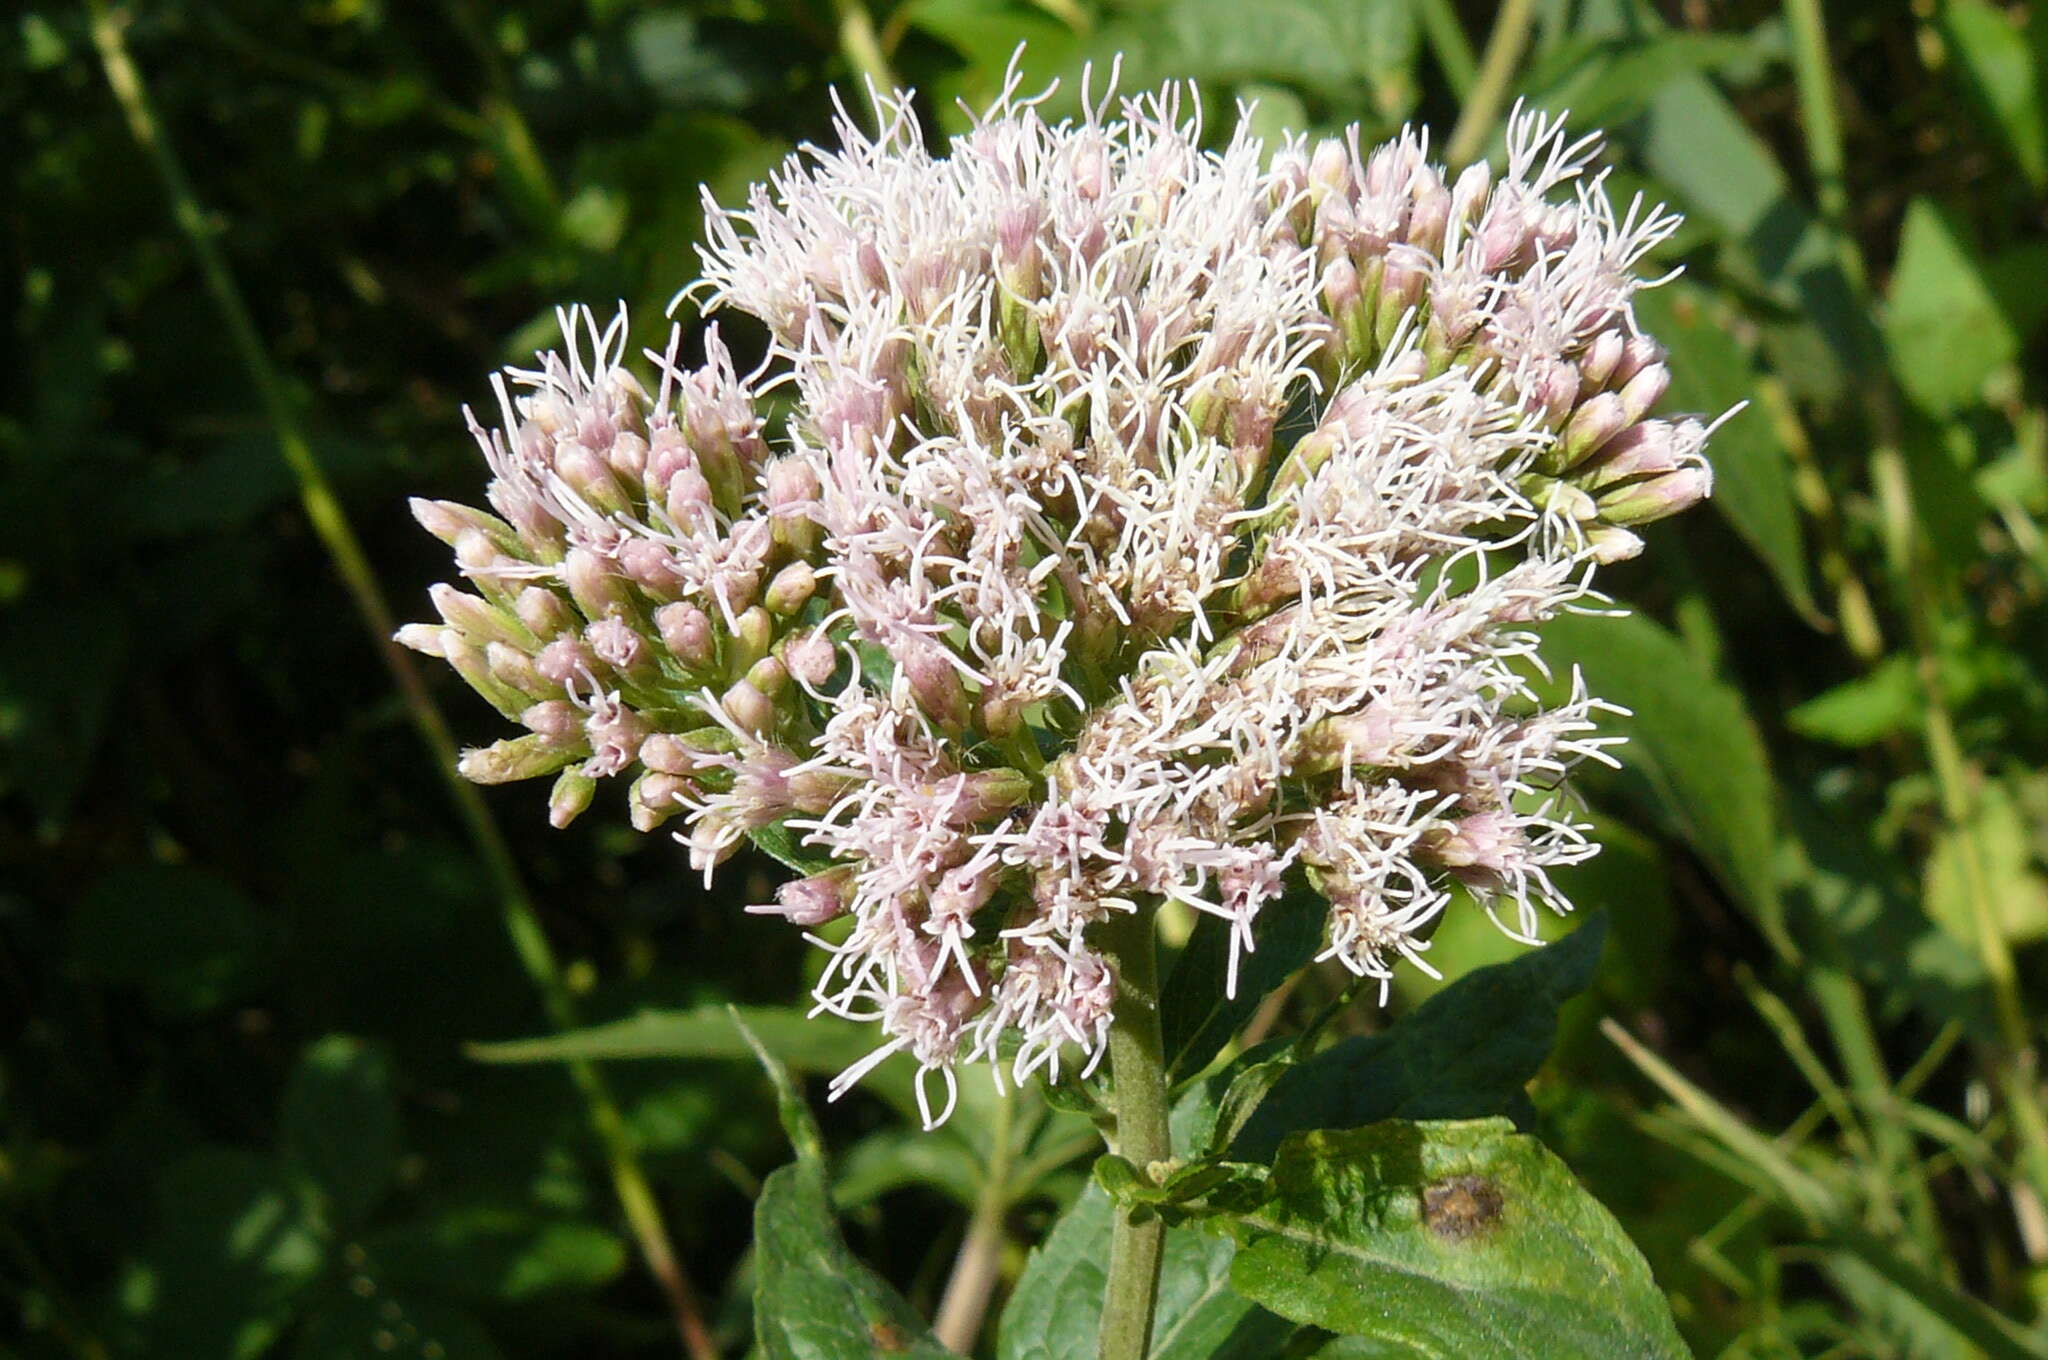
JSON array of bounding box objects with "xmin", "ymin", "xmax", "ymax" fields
[{"xmin": 7, "ymin": 0, "xmax": 2048, "ymax": 1355}]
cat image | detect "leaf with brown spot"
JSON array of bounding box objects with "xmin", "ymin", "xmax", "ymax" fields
[
  {"xmin": 1421, "ymin": 1175, "xmax": 1505, "ymax": 1243},
  {"xmin": 1225, "ymin": 1119, "xmax": 1687, "ymax": 1358}
]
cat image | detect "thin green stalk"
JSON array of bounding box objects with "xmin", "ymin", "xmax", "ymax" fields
[
  {"xmin": 1783, "ymin": 0, "xmax": 2048, "ymax": 1245},
  {"xmin": 1606, "ymin": 1019, "xmax": 2048, "ymax": 1360},
  {"xmin": 1416, "ymin": 0, "xmax": 1479, "ymax": 100},
  {"xmin": 1445, "ymin": 0, "xmax": 1538, "ymax": 168},
  {"xmin": 1807, "ymin": 965, "xmax": 1945, "ymax": 1264},
  {"xmin": 1098, "ymin": 903, "xmax": 1171, "ymax": 1360},
  {"xmin": 84, "ymin": 8, "xmax": 714, "ymax": 1356},
  {"xmin": 1783, "ymin": 0, "xmax": 1853, "ymax": 267},
  {"xmin": 934, "ymin": 1090, "xmax": 1015, "ymax": 1353},
  {"xmin": 832, "ymin": 0, "xmax": 900, "ymax": 116}
]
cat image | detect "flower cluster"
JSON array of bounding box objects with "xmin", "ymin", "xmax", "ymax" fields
[{"xmin": 402, "ymin": 77, "xmax": 1715, "ymax": 1124}]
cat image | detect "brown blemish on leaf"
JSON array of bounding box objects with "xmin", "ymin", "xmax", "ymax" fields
[
  {"xmin": 869, "ymin": 1321, "xmax": 910, "ymax": 1352},
  {"xmin": 1422, "ymin": 1174, "xmax": 1504, "ymax": 1242}
]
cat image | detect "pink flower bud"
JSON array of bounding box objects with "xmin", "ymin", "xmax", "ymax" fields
[
  {"xmin": 1599, "ymin": 465, "xmax": 1713, "ymax": 526},
  {"xmin": 749, "ymin": 867, "xmax": 854, "ymax": 926},
  {"xmin": 1617, "ymin": 362, "xmax": 1671, "ymax": 423},
  {"xmin": 1554, "ymin": 391, "xmax": 1629, "ymax": 470},
  {"xmin": 928, "ymin": 860, "xmax": 998, "ymax": 927},
  {"xmin": 443, "ymin": 634, "xmax": 526, "ymax": 718},
  {"xmin": 516, "ymin": 587, "xmax": 578, "ymax": 640},
  {"xmin": 1577, "ymin": 418, "xmax": 1708, "ymax": 496},
  {"xmin": 629, "ymin": 771, "xmax": 690, "ymax": 832},
  {"xmin": 431, "ymin": 583, "xmax": 535, "ymax": 651},
  {"xmin": 764, "ymin": 561, "xmax": 816, "ymax": 617},
  {"xmin": 553, "ymin": 442, "xmax": 629, "ymax": 515},
  {"xmin": 1610, "ymin": 334, "xmax": 1666, "ymax": 389},
  {"xmin": 486, "ymin": 641, "xmax": 552, "ymax": 698},
  {"xmin": 1585, "ymin": 522, "xmax": 1645, "ymax": 563},
  {"xmin": 1405, "ymin": 169, "xmax": 1452, "ymax": 255},
  {"xmin": 664, "ymin": 462, "xmax": 714, "ymax": 528},
  {"xmin": 904, "ymin": 640, "xmax": 968, "ymax": 730},
  {"xmin": 616, "ymin": 537, "xmax": 683, "ymax": 598},
  {"xmin": 780, "ymin": 628, "xmax": 838, "ymax": 689},
  {"xmin": 534, "ymin": 637, "xmax": 598, "ymax": 686},
  {"xmin": 458, "ymin": 734, "xmax": 580, "ymax": 785},
  {"xmin": 720, "ymin": 678, "xmax": 777, "ymax": 735},
  {"xmin": 1579, "ymin": 329, "xmax": 1627, "ymax": 389},
  {"xmin": 607, "ymin": 429, "xmax": 649, "ymax": 483},
  {"xmin": 521, "ymin": 699, "xmax": 583, "ymax": 743},
  {"xmin": 548, "ymin": 770, "xmax": 597, "ymax": 828},
  {"xmin": 1308, "ymin": 137, "xmax": 1355, "ymax": 206},
  {"xmin": 654, "ymin": 602, "xmax": 717, "ymax": 670},
  {"xmin": 746, "ymin": 655, "xmax": 789, "ymax": 698},
  {"xmin": 585, "ymin": 616, "xmax": 649, "ymax": 674},
  {"xmin": 562, "ymin": 547, "xmax": 629, "ymax": 621},
  {"xmin": 393, "ymin": 623, "xmax": 448, "ymax": 657},
  {"xmin": 410, "ymin": 498, "xmax": 518, "ymax": 552},
  {"xmin": 729, "ymin": 606, "xmax": 774, "ymax": 675},
  {"xmin": 585, "ymin": 704, "xmax": 650, "ymax": 777}
]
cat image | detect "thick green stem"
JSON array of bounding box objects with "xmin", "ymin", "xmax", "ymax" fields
[
  {"xmin": 1444, "ymin": 0, "xmax": 1537, "ymax": 168},
  {"xmin": 85, "ymin": 8, "xmax": 715, "ymax": 1356},
  {"xmin": 1098, "ymin": 904, "xmax": 1171, "ymax": 1360}
]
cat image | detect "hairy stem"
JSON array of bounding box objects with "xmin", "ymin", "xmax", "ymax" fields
[
  {"xmin": 1098, "ymin": 903, "xmax": 1171, "ymax": 1360},
  {"xmin": 1445, "ymin": 0, "xmax": 1537, "ymax": 168},
  {"xmin": 85, "ymin": 7, "xmax": 716, "ymax": 1355}
]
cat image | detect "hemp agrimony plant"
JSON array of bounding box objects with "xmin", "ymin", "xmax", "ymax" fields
[{"xmin": 405, "ymin": 72, "xmax": 1711, "ymax": 1360}]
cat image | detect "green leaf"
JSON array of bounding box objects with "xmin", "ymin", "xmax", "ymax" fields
[
  {"xmin": 291, "ymin": 1291, "xmax": 504, "ymax": 1360},
  {"xmin": 1587, "ymin": 1, "xmax": 1868, "ymax": 369},
  {"xmin": 1924, "ymin": 778, "xmax": 2048, "ymax": 946},
  {"xmin": 1788, "ymin": 654, "xmax": 1922, "ymax": 747},
  {"xmin": 999, "ymin": 1184, "xmax": 1296, "ymax": 1360},
  {"xmin": 1632, "ymin": 282, "xmax": 1816, "ymax": 620},
  {"xmin": 833, "ymin": 1127, "xmax": 985, "ymax": 1210},
  {"xmin": 281, "ymin": 1036, "xmax": 400, "ymax": 1230},
  {"xmin": 742, "ymin": 1018, "xmax": 953, "ymax": 1360},
  {"xmin": 1520, "ymin": 29, "xmax": 1781, "ymax": 132},
  {"xmin": 67, "ymin": 864, "xmax": 280, "ymax": 1018},
  {"xmin": 999, "ymin": 1077, "xmax": 1296, "ymax": 1359},
  {"xmin": 1539, "ymin": 610, "xmax": 1786, "ymax": 949},
  {"xmin": 467, "ymin": 1003, "xmax": 875, "ymax": 1072},
  {"xmin": 1226, "ymin": 1119, "xmax": 1687, "ymax": 1358},
  {"xmin": 1884, "ymin": 198, "xmax": 2022, "ymax": 414},
  {"xmin": 1160, "ymin": 880, "xmax": 1326, "ymax": 1084},
  {"xmin": 362, "ymin": 1208, "xmax": 628, "ymax": 1303},
  {"xmin": 1084, "ymin": 0, "xmax": 1419, "ymax": 124},
  {"xmin": 468, "ymin": 1003, "xmax": 933, "ymax": 1127},
  {"xmin": 1226, "ymin": 918, "xmax": 1606, "ymax": 1163},
  {"xmin": 1942, "ymin": 0, "xmax": 2047, "ymax": 189},
  {"xmin": 127, "ymin": 1147, "xmax": 327, "ymax": 1359},
  {"xmin": 749, "ymin": 818, "xmax": 843, "ymax": 876}
]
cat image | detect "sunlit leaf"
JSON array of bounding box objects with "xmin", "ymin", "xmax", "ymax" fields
[
  {"xmin": 1884, "ymin": 198, "xmax": 2020, "ymax": 414},
  {"xmin": 1633, "ymin": 282, "xmax": 1816, "ymax": 620},
  {"xmin": 1226, "ymin": 1119, "xmax": 1687, "ymax": 1358},
  {"xmin": 1942, "ymin": 0, "xmax": 2048, "ymax": 189},
  {"xmin": 1540, "ymin": 611, "xmax": 1785, "ymax": 948}
]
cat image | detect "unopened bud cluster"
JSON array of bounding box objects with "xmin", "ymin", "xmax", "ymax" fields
[{"xmin": 403, "ymin": 79, "xmax": 1717, "ymax": 1124}]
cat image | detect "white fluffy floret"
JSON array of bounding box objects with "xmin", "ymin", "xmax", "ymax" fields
[{"xmin": 404, "ymin": 69, "xmax": 1720, "ymax": 1124}]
